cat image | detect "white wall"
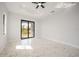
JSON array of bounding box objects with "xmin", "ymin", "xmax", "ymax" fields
[
  {"xmin": 6, "ymin": 3, "xmax": 79, "ymax": 49},
  {"xmin": 7, "ymin": 12, "xmax": 41, "ymax": 46},
  {"xmin": 0, "ymin": 3, "xmax": 8, "ymax": 53},
  {"xmin": 41, "ymin": 5, "xmax": 79, "ymax": 48}
]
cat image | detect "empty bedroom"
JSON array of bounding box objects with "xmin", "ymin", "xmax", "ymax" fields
[{"xmin": 0, "ymin": 2, "xmax": 79, "ymax": 57}]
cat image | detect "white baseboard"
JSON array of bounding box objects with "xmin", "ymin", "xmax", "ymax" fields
[{"xmin": 51, "ymin": 39, "xmax": 79, "ymax": 49}]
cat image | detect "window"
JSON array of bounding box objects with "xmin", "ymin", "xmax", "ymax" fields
[
  {"xmin": 21, "ymin": 20, "xmax": 35, "ymax": 39},
  {"xmin": 2, "ymin": 12, "xmax": 7, "ymax": 35}
]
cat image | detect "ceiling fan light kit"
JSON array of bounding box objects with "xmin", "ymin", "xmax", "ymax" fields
[{"xmin": 32, "ymin": 2, "xmax": 46, "ymax": 9}]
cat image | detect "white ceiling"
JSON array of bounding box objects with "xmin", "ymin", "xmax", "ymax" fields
[{"xmin": 5, "ymin": 2, "xmax": 77, "ymax": 18}]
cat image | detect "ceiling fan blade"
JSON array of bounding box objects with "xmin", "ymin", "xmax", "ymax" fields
[
  {"xmin": 36, "ymin": 5, "xmax": 39, "ymax": 8},
  {"xmin": 41, "ymin": 5, "xmax": 45, "ymax": 8},
  {"xmin": 32, "ymin": 2, "xmax": 39, "ymax": 4},
  {"xmin": 41, "ymin": 2, "xmax": 46, "ymax": 4}
]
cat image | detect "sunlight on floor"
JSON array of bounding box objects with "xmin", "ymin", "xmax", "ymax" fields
[
  {"xmin": 16, "ymin": 39, "xmax": 32, "ymax": 49},
  {"xmin": 16, "ymin": 45, "xmax": 32, "ymax": 49}
]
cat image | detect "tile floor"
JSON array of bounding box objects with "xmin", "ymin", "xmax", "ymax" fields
[{"xmin": 0, "ymin": 39, "xmax": 79, "ymax": 57}]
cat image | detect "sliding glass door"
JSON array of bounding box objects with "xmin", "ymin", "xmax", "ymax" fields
[{"xmin": 21, "ymin": 20, "xmax": 35, "ymax": 39}]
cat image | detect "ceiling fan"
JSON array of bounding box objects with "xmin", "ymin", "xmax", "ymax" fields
[{"xmin": 32, "ymin": 2, "xmax": 46, "ymax": 9}]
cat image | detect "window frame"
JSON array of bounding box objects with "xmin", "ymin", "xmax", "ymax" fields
[
  {"xmin": 21, "ymin": 20, "xmax": 35, "ymax": 40},
  {"xmin": 2, "ymin": 12, "xmax": 7, "ymax": 35}
]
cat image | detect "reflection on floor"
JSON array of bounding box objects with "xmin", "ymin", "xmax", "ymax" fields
[{"xmin": 0, "ymin": 39, "xmax": 79, "ymax": 57}]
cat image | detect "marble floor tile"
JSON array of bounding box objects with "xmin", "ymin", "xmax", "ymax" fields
[{"xmin": 0, "ymin": 39, "xmax": 79, "ymax": 57}]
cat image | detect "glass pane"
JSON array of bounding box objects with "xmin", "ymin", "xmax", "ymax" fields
[
  {"xmin": 21, "ymin": 21, "xmax": 28, "ymax": 38},
  {"xmin": 3, "ymin": 14, "xmax": 5, "ymax": 35},
  {"xmin": 29, "ymin": 22, "xmax": 34, "ymax": 37}
]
